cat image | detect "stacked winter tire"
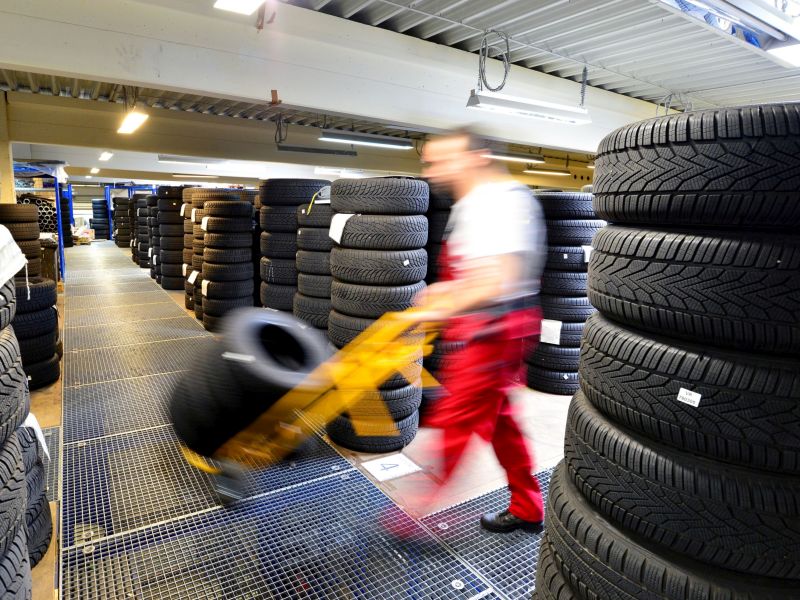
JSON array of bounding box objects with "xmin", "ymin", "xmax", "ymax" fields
[
  {"xmin": 112, "ymin": 196, "xmax": 131, "ymax": 248},
  {"xmin": 135, "ymin": 196, "xmax": 150, "ymax": 269},
  {"xmin": 293, "ymin": 200, "xmax": 334, "ymax": 331},
  {"xmin": 535, "ymin": 104, "xmax": 800, "ymax": 599},
  {"xmin": 326, "ymin": 178, "xmax": 429, "ymax": 453},
  {"xmin": 17, "ymin": 429, "xmax": 51, "ymax": 569},
  {"xmin": 526, "ymin": 192, "xmax": 603, "ymax": 396},
  {"xmin": 259, "ymin": 179, "xmax": 329, "ymax": 312},
  {"xmin": 129, "ymin": 194, "xmax": 144, "ymax": 263},
  {"xmin": 146, "ymin": 195, "xmax": 160, "ymax": 282},
  {"xmin": 59, "ymin": 194, "xmax": 73, "ymax": 249},
  {"xmin": 11, "ymin": 278, "xmax": 60, "ymax": 391},
  {"xmin": 181, "ymin": 188, "xmax": 198, "ymax": 309},
  {"xmin": 0, "ymin": 205, "xmax": 40, "ymax": 277},
  {"xmin": 157, "ymin": 192, "xmax": 185, "ymax": 290},
  {"xmin": 89, "ymin": 199, "xmax": 110, "ymax": 240},
  {"xmin": 0, "ymin": 278, "xmax": 33, "ymax": 597}
]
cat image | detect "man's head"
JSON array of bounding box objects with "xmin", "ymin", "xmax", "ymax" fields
[{"xmin": 422, "ymin": 128, "xmax": 504, "ymax": 195}]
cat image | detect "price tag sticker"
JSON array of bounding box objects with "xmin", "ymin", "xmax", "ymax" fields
[
  {"xmin": 329, "ymin": 213, "xmax": 355, "ymax": 244},
  {"xmin": 582, "ymin": 245, "xmax": 593, "ymax": 263},
  {"xmin": 191, "ymin": 208, "xmax": 198, "ymax": 223},
  {"xmin": 180, "ymin": 203, "xmax": 187, "ymax": 217},
  {"xmin": 152, "ymin": 254, "xmax": 158, "ymax": 265},
  {"xmin": 148, "ymin": 247, "xmax": 152, "ymax": 257},
  {"xmin": 187, "ymin": 270, "xmax": 199, "ymax": 284},
  {"xmin": 201, "ymin": 216, "xmax": 210, "ymax": 231},
  {"xmin": 182, "ymin": 264, "xmax": 188, "ymax": 277},
  {"xmin": 540, "ymin": 319, "xmax": 563, "ymax": 345},
  {"xmin": 677, "ymin": 388, "xmax": 702, "ymax": 407},
  {"xmin": 201, "ymin": 279, "xmax": 210, "ymax": 296}
]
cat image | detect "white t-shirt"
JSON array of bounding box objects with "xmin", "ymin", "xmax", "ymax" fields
[{"xmin": 446, "ymin": 181, "xmax": 546, "ymax": 299}]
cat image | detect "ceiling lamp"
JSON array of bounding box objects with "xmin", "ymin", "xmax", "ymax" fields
[
  {"xmin": 468, "ymin": 90, "xmax": 591, "ymax": 125},
  {"xmin": 524, "ymin": 168, "xmax": 571, "ymax": 177},
  {"xmin": 157, "ymin": 154, "xmax": 225, "ymax": 165},
  {"xmin": 319, "ymin": 129, "xmax": 414, "ymax": 150},
  {"xmin": 98, "ymin": 152, "xmax": 113, "ymax": 161},
  {"xmin": 481, "ymin": 150, "xmax": 545, "ymax": 164},
  {"xmin": 117, "ymin": 110, "xmax": 148, "ymax": 134},
  {"xmin": 173, "ymin": 174, "xmax": 219, "ymax": 179},
  {"xmin": 90, "ymin": 168, "xmax": 100, "ymax": 174},
  {"xmin": 213, "ymin": 0, "xmax": 265, "ymax": 15},
  {"xmin": 768, "ymin": 43, "xmax": 800, "ymax": 66},
  {"xmin": 276, "ymin": 143, "xmax": 357, "ymax": 157}
]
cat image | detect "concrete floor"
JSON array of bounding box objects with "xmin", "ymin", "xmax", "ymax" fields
[{"xmin": 31, "ymin": 244, "xmax": 571, "ymax": 599}]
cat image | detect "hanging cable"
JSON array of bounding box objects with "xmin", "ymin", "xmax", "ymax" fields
[
  {"xmin": 274, "ymin": 114, "xmax": 288, "ymax": 144},
  {"xmin": 579, "ymin": 66, "xmax": 588, "ymax": 108},
  {"xmin": 477, "ymin": 29, "xmax": 511, "ymax": 92}
]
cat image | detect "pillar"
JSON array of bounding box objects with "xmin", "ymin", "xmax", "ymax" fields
[{"xmin": 0, "ymin": 93, "xmax": 14, "ymax": 204}]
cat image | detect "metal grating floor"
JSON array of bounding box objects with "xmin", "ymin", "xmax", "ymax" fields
[
  {"xmin": 64, "ymin": 316, "xmax": 209, "ymax": 351},
  {"xmin": 62, "ymin": 473, "xmax": 499, "ymax": 600},
  {"xmin": 422, "ymin": 468, "xmax": 554, "ymax": 599},
  {"xmin": 65, "ymin": 290, "xmax": 168, "ymax": 310},
  {"xmin": 44, "ymin": 426, "xmax": 61, "ymax": 502},
  {"xmin": 66, "ymin": 302, "xmax": 187, "ymax": 328}
]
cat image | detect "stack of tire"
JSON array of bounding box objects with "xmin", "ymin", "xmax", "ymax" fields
[
  {"xmin": 0, "ymin": 206, "xmax": 40, "ymax": 278},
  {"xmin": 89, "ymin": 199, "xmax": 109, "ymax": 240},
  {"xmin": 181, "ymin": 188, "xmax": 197, "ymax": 309},
  {"xmin": 135, "ymin": 196, "xmax": 149, "ymax": 268},
  {"xmin": 146, "ymin": 195, "xmax": 160, "ymax": 283},
  {"xmin": 534, "ymin": 105, "xmax": 800, "ymax": 599},
  {"xmin": 59, "ymin": 194, "xmax": 73, "ymax": 249},
  {"xmin": 112, "ymin": 197, "xmax": 131, "ymax": 248},
  {"xmin": 200, "ymin": 195, "xmax": 255, "ymax": 332},
  {"xmin": 11, "ymin": 277, "xmax": 60, "ymax": 391},
  {"xmin": 525, "ymin": 192, "xmax": 603, "ymax": 396},
  {"xmin": 17, "ymin": 428, "xmax": 52, "ymax": 569},
  {"xmin": 326, "ymin": 178, "xmax": 429, "ymax": 453},
  {"xmin": 292, "ymin": 199, "xmax": 333, "ymax": 331},
  {"xmin": 187, "ymin": 192, "xmax": 212, "ymax": 322},
  {"xmin": 157, "ymin": 193, "xmax": 184, "ymax": 290},
  {"xmin": 241, "ymin": 189, "xmax": 262, "ymax": 308},
  {"xmin": 259, "ymin": 179, "xmax": 329, "ymax": 312},
  {"xmin": 0, "ymin": 277, "xmax": 33, "ymax": 597}
]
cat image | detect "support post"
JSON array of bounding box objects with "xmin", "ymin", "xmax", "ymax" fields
[
  {"xmin": 54, "ymin": 177, "xmax": 66, "ymax": 280},
  {"xmin": 0, "ymin": 93, "xmax": 15, "ymax": 204}
]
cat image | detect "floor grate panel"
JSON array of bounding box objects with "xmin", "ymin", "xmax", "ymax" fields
[
  {"xmin": 64, "ymin": 337, "xmax": 216, "ymax": 387},
  {"xmin": 43, "ymin": 426, "xmax": 60, "ymax": 502},
  {"xmin": 421, "ymin": 468, "xmax": 555, "ymax": 600},
  {"xmin": 65, "ymin": 316, "xmax": 209, "ymax": 351},
  {"xmin": 65, "ymin": 302, "xmax": 187, "ymax": 328},
  {"xmin": 62, "ymin": 427, "xmax": 354, "ymax": 548},
  {"xmin": 65, "ymin": 290, "xmax": 168, "ymax": 310},
  {"xmin": 62, "ymin": 473, "xmax": 498, "ymax": 600},
  {"xmin": 65, "ymin": 281, "xmax": 160, "ymax": 297}
]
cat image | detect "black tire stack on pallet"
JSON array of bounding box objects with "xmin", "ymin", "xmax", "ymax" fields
[
  {"xmin": 89, "ymin": 199, "xmax": 109, "ymax": 240},
  {"xmin": 0, "ymin": 279, "xmax": 33, "ymax": 597},
  {"xmin": 188, "ymin": 192, "xmax": 213, "ymax": 322},
  {"xmin": 112, "ymin": 196, "xmax": 131, "ymax": 248},
  {"xmin": 326, "ymin": 178, "xmax": 429, "ymax": 453},
  {"xmin": 0, "ymin": 205, "xmax": 40, "ymax": 277},
  {"xmin": 59, "ymin": 195, "xmax": 73, "ymax": 249},
  {"xmin": 17, "ymin": 428, "xmax": 52, "ymax": 569},
  {"xmin": 146, "ymin": 195, "xmax": 160, "ymax": 282},
  {"xmin": 292, "ymin": 201, "xmax": 334, "ymax": 331},
  {"xmin": 259, "ymin": 179, "xmax": 329, "ymax": 312},
  {"xmin": 534, "ymin": 105, "xmax": 800, "ymax": 599},
  {"xmin": 181, "ymin": 188, "xmax": 197, "ymax": 309},
  {"xmin": 200, "ymin": 196, "xmax": 256, "ymax": 332},
  {"xmin": 526, "ymin": 192, "xmax": 603, "ymax": 396},
  {"xmin": 11, "ymin": 278, "xmax": 60, "ymax": 391},
  {"xmin": 135, "ymin": 196, "xmax": 149, "ymax": 268},
  {"xmin": 157, "ymin": 194, "xmax": 184, "ymax": 290}
]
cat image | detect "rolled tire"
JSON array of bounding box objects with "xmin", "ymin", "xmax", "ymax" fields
[
  {"xmin": 259, "ymin": 232, "xmax": 297, "ymax": 259},
  {"xmin": 331, "ymin": 281, "xmax": 425, "ymax": 318},
  {"xmin": 203, "ymin": 248, "xmax": 252, "ymax": 264},
  {"xmin": 203, "ymin": 233, "xmax": 252, "ymax": 249},
  {"xmin": 2, "ymin": 222, "xmax": 39, "ymax": 241},
  {"xmin": 18, "ymin": 330, "xmax": 57, "ymax": 364},
  {"xmin": 259, "ymin": 283, "xmax": 296, "ymax": 311},
  {"xmin": 0, "ymin": 432, "xmax": 27, "ymax": 560},
  {"xmin": 260, "ymin": 206, "xmax": 297, "ymax": 233},
  {"xmin": 169, "ymin": 309, "xmax": 331, "ymax": 456},
  {"xmin": 26, "ymin": 354, "xmax": 60, "ymax": 391},
  {"xmin": 202, "ymin": 262, "xmax": 253, "ymax": 282},
  {"xmin": 526, "ymin": 366, "xmax": 579, "ymax": 395},
  {"xmin": 546, "ymin": 219, "xmax": 605, "ymax": 245},
  {"xmin": 202, "ymin": 296, "xmax": 254, "ymax": 317},
  {"xmin": 541, "ymin": 271, "xmax": 588, "ymax": 296},
  {"xmin": 161, "ymin": 276, "xmax": 184, "ymax": 290},
  {"xmin": 536, "ymin": 192, "xmax": 596, "ymax": 220},
  {"xmin": 541, "ymin": 296, "xmax": 594, "ymax": 323},
  {"xmin": 297, "ymin": 203, "xmax": 333, "ymax": 228},
  {"xmin": 296, "ymin": 251, "xmax": 331, "ymax": 276},
  {"xmin": 202, "ymin": 217, "xmax": 252, "ymax": 234},
  {"xmin": 590, "ymin": 226, "xmax": 800, "ymax": 354},
  {"xmin": 14, "ymin": 241, "xmax": 39, "ymax": 261},
  {"xmin": 0, "ymin": 331, "xmax": 30, "ymax": 446},
  {"xmin": 581, "ymin": 312, "xmax": 800, "ymax": 473},
  {"xmin": 21, "ymin": 258, "xmax": 41, "ymax": 278},
  {"xmin": 260, "ymin": 179, "xmax": 329, "ymax": 206},
  {"xmin": 0, "ymin": 205, "xmax": 37, "ymax": 223},
  {"xmin": 204, "ymin": 201, "xmax": 252, "ymax": 218},
  {"xmin": 593, "ymin": 104, "xmax": 800, "ymax": 229},
  {"xmin": 330, "ymin": 247, "xmax": 426, "ymax": 285},
  {"xmin": 296, "ymin": 228, "xmax": 333, "ymax": 252},
  {"xmin": 26, "ymin": 481, "xmax": 52, "ymax": 568},
  {"xmin": 331, "ymin": 178, "xmax": 429, "ymax": 215},
  {"xmin": 526, "ymin": 344, "xmax": 580, "ymax": 372},
  {"xmin": 260, "ymin": 258, "xmax": 297, "ymax": 285},
  {"xmin": 348, "ymin": 381, "xmax": 423, "ymax": 420},
  {"xmin": 0, "ymin": 281, "xmax": 16, "ymax": 330},
  {"xmin": 565, "ymin": 390, "xmax": 800, "ymax": 579},
  {"xmin": 297, "ymin": 274, "xmax": 332, "ymax": 299},
  {"xmin": 327, "ymin": 411, "xmax": 419, "ymax": 453},
  {"xmin": 292, "ymin": 293, "xmax": 331, "ymax": 329},
  {"xmin": 337, "ymin": 214, "xmax": 428, "ymax": 250},
  {"xmin": 9, "ymin": 307, "xmax": 56, "ymax": 340},
  {"xmin": 546, "ymin": 246, "xmax": 590, "ymax": 272},
  {"xmin": 202, "ymin": 280, "xmax": 254, "ymax": 300}
]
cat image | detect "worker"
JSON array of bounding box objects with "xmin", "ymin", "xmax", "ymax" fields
[{"xmin": 408, "ymin": 128, "xmax": 547, "ymax": 533}]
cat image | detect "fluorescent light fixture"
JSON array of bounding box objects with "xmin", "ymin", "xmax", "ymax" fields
[
  {"xmin": 213, "ymin": 0, "xmax": 265, "ymax": 15},
  {"xmin": 277, "ymin": 143, "xmax": 358, "ymax": 157},
  {"xmin": 90, "ymin": 168, "xmax": 100, "ymax": 174},
  {"xmin": 467, "ymin": 90, "xmax": 591, "ymax": 125},
  {"xmin": 172, "ymin": 174, "xmax": 219, "ymax": 179},
  {"xmin": 768, "ymin": 43, "xmax": 800, "ymax": 66},
  {"xmin": 523, "ymin": 168, "xmax": 572, "ymax": 177},
  {"xmin": 319, "ymin": 129, "xmax": 414, "ymax": 150},
  {"xmin": 481, "ymin": 150, "xmax": 545, "ymax": 164},
  {"xmin": 98, "ymin": 152, "xmax": 113, "ymax": 161},
  {"xmin": 314, "ymin": 167, "xmax": 365, "ymax": 178},
  {"xmin": 157, "ymin": 154, "xmax": 224, "ymax": 165},
  {"xmin": 117, "ymin": 110, "xmax": 149, "ymax": 134},
  {"xmin": 85, "ymin": 175, "xmax": 92, "ymax": 179}
]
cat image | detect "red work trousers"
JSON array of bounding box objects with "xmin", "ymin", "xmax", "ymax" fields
[{"xmin": 423, "ymin": 313, "xmax": 544, "ymax": 523}]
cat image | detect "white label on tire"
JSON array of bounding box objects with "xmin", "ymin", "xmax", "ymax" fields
[
  {"xmin": 201, "ymin": 279, "xmax": 209, "ymax": 296},
  {"xmin": 187, "ymin": 270, "xmax": 199, "ymax": 284},
  {"xmin": 540, "ymin": 319, "xmax": 562, "ymax": 345},
  {"xmin": 191, "ymin": 208, "xmax": 197, "ymax": 223},
  {"xmin": 676, "ymin": 388, "xmax": 702, "ymax": 407},
  {"xmin": 329, "ymin": 213, "xmax": 355, "ymax": 244},
  {"xmin": 180, "ymin": 203, "xmax": 187, "ymax": 217},
  {"xmin": 148, "ymin": 247, "xmax": 152, "ymax": 257},
  {"xmin": 182, "ymin": 263, "xmax": 188, "ymax": 276},
  {"xmin": 403, "ymin": 259, "xmax": 410, "ymax": 266},
  {"xmin": 201, "ymin": 216, "xmax": 210, "ymax": 231},
  {"xmin": 582, "ymin": 245, "xmax": 593, "ymax": 263},
  {"xmin": 152, "ymin": 254, "xmax": 158, "ymax": 265}
]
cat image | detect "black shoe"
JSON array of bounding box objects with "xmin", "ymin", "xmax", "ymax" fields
[{"xmin": 480, "ymin": 509, "xmax": 543, "ymax": 534}]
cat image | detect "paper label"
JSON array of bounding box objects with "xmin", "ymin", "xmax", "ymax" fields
[
  {"xmin": 182, "ymin": 263, "xmax": 188, "ymax": 277},
  {"xmin": 361, "ymin": 454, "xmax": 421, "ymax": 482},
  {"xmin": 201, "ymin": 279, "xmax": 210, "ymax": 296},
  {"xmin": 180, "ymin": 203, "xmax": 187, "ymax": 217},
  {"xmin": 191, "ymin": 208, "xmax": 197, "ymax": 222},
  {"xmin": 148, "ymin": 247, "xmax": 152, "ymax": 257},
  {"xmin": 329, "ymin": 213, "xmax": 355, "ymax": 244},
  {"xmin": 187, "ymin": 270, "xmax": 198, "ymax": 284},
  {"xmin": 22, "ymin": 414, "xmax": 49, "ymax": 461},
  {"xmin": 540, "ymin": 319, "xmax": 563, "ymax": 345},
  {"xmin": 402, "ymin": 259, "xmax": 410, "ymax": 266},
  {"xmin": 676, "ymin": 388, "xmax": 702, "ymax": 407},
  {"xmin": 152, "ymin": 254, "xmax": 158, "ymax": 265},
  {"xmin": 201, "ymin": 216, "xmax": 210, "ymax": 231},
  {"xmin": 582, "ymin": 245, "xmax": 593, "ymax": 263}
]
